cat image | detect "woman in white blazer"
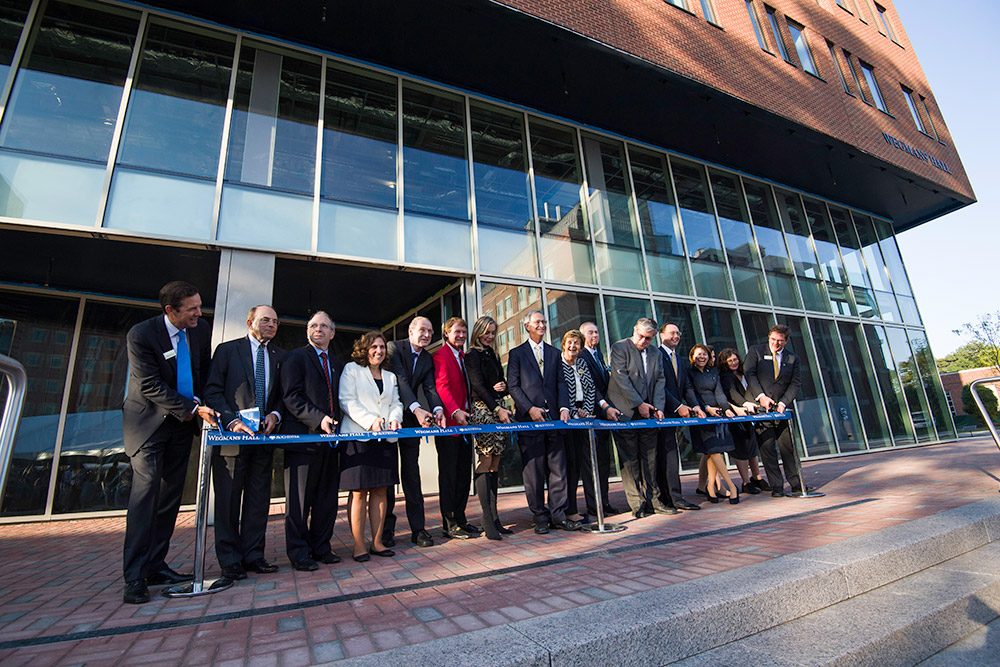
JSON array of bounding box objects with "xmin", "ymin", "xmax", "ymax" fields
[{"xmin": 339, "ymin": 330, "xmax": 404, "ymax": 562}]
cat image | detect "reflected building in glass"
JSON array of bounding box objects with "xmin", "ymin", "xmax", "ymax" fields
[{"xmin": 0, "ymin": 0, "xmax": 975, "ymax": 519}]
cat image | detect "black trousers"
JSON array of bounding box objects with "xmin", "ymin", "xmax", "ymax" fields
[
  {"xmin": 385, "ymin": 435, "xmax": 425, "ymax": 536},
  {"xmin": 757, "ymin": 420, "xmax": 803, "ymax": 491},
  {"xmin": 212, "ymin": 444, "xmax": 274, "ymax": 567},
  {"xmin": 122, "ymin": 421, "xmax": 193, "ymax": 582},
  {"xmin": 655, "ymin": 426, "xmax": 684, "ymax": 507},
  {"xmin": 435, "ymin": 435, "xmax": 473, "ymax": 530},
  {"xmin": 564, "ymin": 428, "xmax": 598, "ymax": 517},
  {"xmin": 594, "ymin": 429, "xmax": 613, "ymax": 509},
  {"xmin": 283, "ymin": 447, "xmax": 340, "ymax": 563},
  {"xmin": 614, "ymin": 426, "xmax": 661, "ymax": 513},
  {"xmin": 518, "ymin": 430, "xmax": 568, "ymax": 524}
]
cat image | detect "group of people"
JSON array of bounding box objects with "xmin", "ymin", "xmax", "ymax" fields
[{"xmin": 119, "ymin": 280, "xmax": 808, "ymax": 605}]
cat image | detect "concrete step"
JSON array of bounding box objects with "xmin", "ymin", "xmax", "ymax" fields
[
  {"xmin": 336, "ymin": 497, "xmax": 1000, "ymax": 666},
  {"xmin": 918, "ymin": 616, "xmax": 1000, "ymax": 666},
  {"xmin": 673, "ymin": 540, "xmax": 1000, "ymax": 666}
]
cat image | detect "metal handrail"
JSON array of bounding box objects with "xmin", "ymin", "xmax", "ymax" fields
[
  {"xmin": 0, "ymin": 354, "xmax": 27, "ymax": 503},
  {"xmin": 969, "ymin": 376, "xmax": 1000, "ymax": 454}
]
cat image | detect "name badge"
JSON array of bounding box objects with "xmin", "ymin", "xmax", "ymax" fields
[
  {"xmin": 239, "ymin": 407, "xmax": 261, "ymax": 432},
  {"xmin": 163, "ymin": 349, "xmax": 176, "ymax": 360},
  {"xmin": 763, "ymin": 355, "xmax": 772, "ymax": 360}
]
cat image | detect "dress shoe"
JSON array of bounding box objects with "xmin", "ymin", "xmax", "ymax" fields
[
  {"xmin": 244, "ymin": 558, "xmax": 279, "ymax": 574},
  {"xmin": 533, "ymin": 522, "xmax": 550, "ymax": 534},
  {"xmin": 742, "ymin": 482, "xmax": 762, "ymax": 495},
  {"xmin": 445, "ymin": 526, "xmax": 475, "ymax": 539},
  {"xmin": 695, "ymin": 487, "xmax": 708, "ymax": 497},
  {"xmin": 460, "ymin": 523, "xmax": 482, "ymax": 535},
  {"xmin": 221, "ymin": 563, "xmax": 247, "ymax": 580},
  {"xmin": 312, "ymin": 552, "xmax": 341, "ymax": 565},
  {"xmin": 771, "ymin": 490, "xmax": 786, "ymax": 498},
  {"xmin": 381, "ymin": 533, "xmax": 396, "ymax": 548},
  {"xmin": 495, "ymin": 521, "xmax": 514, "ymax": 535},
  {"xmin": 632, "ymin": 509, "xmax": 650, "ymax": 519},
  {"xmin": 146, "ymin": 567, "xmax": 193, "ymax": 586},
  {"xmin": 652, "ymin": 504, "xmax": 679, "ymax": 515},
  {"xmin": 411, "ymin": 530, "xmax": 435, "ymax": 547},
  {"xmin": 291, "ymin": 558, "xmax": 319, "ymax": 572},
  {"xmin": 551, "ymin": 519, "xmax": 582, "ymax": 531},
  {"xmin": 673, "ymin": 499, "xmax": 701, "ymax": 511},
  {"xmin": 754, "ymin": 478, "xmax": 772, "ymax": 491},
  {"xmin": 352, "ymin": 553, "xmax": 370, "ymax": 563},
  {"xmin": 123, "ymin": 579, "xmax": 150, "ymax": 604},
  {"xmin": 368, "ymin": 546, "xmax": 395, "ymax": 558},
  {"xmin": 603, "ymin": 504, "xmax": 622, "ymax": 515}
]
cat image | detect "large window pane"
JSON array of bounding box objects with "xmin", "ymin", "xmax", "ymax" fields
[
  {"xmin": 884, "ymin": 326, "xmax": 934, "ymax": 442},
  {"xmin": 404, "ymin": 212, "xmax": 472, "ymax": 269},
  {"xmin": 603, "ymin": 295, "xmax": 651, "ymax": 343},
  {"xmin": 105, "ymin": 169, "xmax": 216, "ymax": 239},
  {"xmin": 654, "ymin": 301, "xmax": 701, "ymax": 354},
  {"xmin": 318, "ymin": 199, "xmax": 397, "ymax": 262},
  {"xmin": 545, "ymin": 290, "xmax": 601, "ymax": 345},
  {"xmin": 743, "ymin": 179, "xmax": 800, "ymax": 308},
  {"xmin": 830, "ymin": 206, "xmax": 879, "ymax": 318},
  {"xmin": 863, "ymin": 324, "xmax": 915, "ymax": 444},
  {"xmin": 218, "ymin": 185, "xmax": 312, "ymax": 250},
  {"xmin": 321, "ymin": 63, "xmax": 397, "ymax": 208},
  {"xmin": 699, "ymin": 305, "xmax": 743, "ymax": 356},
  {"xmin": 0, "ymin": 291, "xmax": 79, "ymax": 516},
  {"xmin": 402, "ymin": 83, "xmax": 469, "ymax": 220},
  {"xmin": 874, "ymin": 218, "xmax": 922, "ymax": 325},
  {"xmin": 775, "ymin": 189, "xmax": 830, "ymax": 312},
  {"xmin": 671, "ymin": 158, "xmax": 731, "ymax": 300},
  {"xmin": 0, "ymin": 0, "xmax": 31, "ymax": 88},
  {"xmin": 54, "ymin": 301, "xmax": 158, "ymax": 513},
  {"xmin": 0, "ymin": 151, "xmax": 104, "ymax": 225},
  {"xmin": 0, "ymin": 0, "xmax": 139, "ymax": 161},
  {"xmin": 809, "ymin": 318, "xmax": 864, "ymax": 452},
  {"xmin": 854, "ymin": 213, "xmax": 901, "ymax": 322},
  {"xmin": 838, "ymin": 321, "xmax": 892, "ymax": 448},
  {"xmin": 629, "ymin": 146, "xmax": 691, "ymax": 295},
  {"xmin": 740, "ymin": 310, "xmax": 772, "ymax": 349},
  {"xmin": 709, "ymin": 170, "xmax": 768, "ymax": 305},
  {"xmin": 582, "ymin": 134, "xmax": 645, "ymax": 290},
  {"xmin": 803, "ymin": 198, "xmax": 856, "ymax": 316},
  {"xmin": 906, "ymin": 330, "xmax": 956, "ymax": 439},
  {"xmin": 776, "ymin": 315, "xmax": 835, "ymax": 456},
  {"xmin": 470, "ymin": 102, "xmax": 537, "ymax": 277},
  {"xmin": 530, "ymin": 118, "xmax": 594, "ymax": 284},
  {"xmin": 480, "ymin": 281, "xmax": 541, "ymax": 366},
  {"xmin": 225, "ymin": 44, "xmax": 320, "ymax": 194}
]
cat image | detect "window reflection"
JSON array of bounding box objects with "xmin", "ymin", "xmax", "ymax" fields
[
  {"xmin": 802, "ymin": 198, "xmax": 856, "ymax": 315},
  {"xmin": 403, "ymin": 212, "xmax": 471, "ymax": 269},
  {"xmin": 838, "ymin": 321, "xmax": 892, "ymax": 448},
  {"xmin": 582, "ymin": 134, "xmax": 645, "ymax": 290},
  {"xmin": 655, "ymin": 301, "xmax": 701, "ymax": 353},
  {"xmin": 629, "ymin": 147, "xmax": 691, "ymax": 295},
  {"xmin": 884, "ymin": 326, "xmax": 934, "ymax": 442},
  {"xmin": 874, "ymin": 218, "xmax": 922, "ymax": 325},
  {"xmin": 402, "ymin": 83, "xmax": 469, "ymax": 220},
  {"xmin": 775, "ymin": 189, "xmax": 830, "ymax": 312},
  {"xmin": 218, "ymin": 185, "xmax": 312, "ymax": 250},
  {"xmin": 699, "ymin": 305, "xmax": 743, "ymax": 355},
  {"xmin": 709, "ymin": 170, "xmax": 768, "ymax": 305},
  {"xmin": 603, "ymin": 295, "xmax": 651, "ymax": 343},
  {"xmin": 671, "ymin": 158, "xmax": 731, "ymax": 300},
  {"xmin": 0, "ymin": 0, "xmax": 31, "ymax": 90},
  {"xmin": 906, "ymin": 330, "xmax": 955, "ymax": 439},
  {"xmin": 740, "ymin": 310, "xmax": 772, "ymax": 349},
  {"xmin": 854, "ymin": 213, "xmax": 901, "ymax": 322},
  {"xmin": 776, "ymin": 315, "xmax": 835, "ymax": 456},
  {"xmin": 546, "ymin": 289, "xmax": 601, "ymax": 344},
  {"xmin": 829, "ymin": 206, "xmax": 879, "ymax": 318},
  {"xmin": 743, "ymin": 180, "xmax": 800, "ymax": 309},
  {"xmin": 480, "ymin": 281, "xmax": 540, "ymax": 367},
  {"xmin": 0, "ymin": 151, "xmax": 104, "ymax": 224},
  {"xmin": 318, "ymin": 199, "xmax": 397, "ymax": 262},
  {"xmin": 809, "ymin": 318, "xmax": 864, "ymax": 452},
  {"xmin": 863, "ymin": 324, "xmax": 915, "ymax": 444}
]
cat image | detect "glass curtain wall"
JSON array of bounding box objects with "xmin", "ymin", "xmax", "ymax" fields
[
  {"xmin": 743, "ymin": 180, "xmax": 801, "ymax": 309},
  {"xmin": 884, "ymin": 326, "xmax": 935, "ymax": 442},
  {"xmin": 829, "ymin": 205, "xmax": 879, "ymax": 318},
  {"xmin": 775, "ymin": 189, "xmax": 830, "ymax": 312},
  {"xmin": 854, "ymin": 213, "xmax": 902, "ymax": 322},
  {"xmin": 837, "ymin": 321, "xmax": 893, "ymax": 448},
  {"xmin": 802, "ymin": 198, "xmax": 856, "ymax": 316},
  {"xmin": 863, "ymin": 324, "xmax": 916, "ymax": 444},
  {"xmin": 874, "ymin": 218, "xmax": 922, "ymax": 325},
  {"xmin": 809, "ymin": 318, "xmax": 865, "ymax": 452},
  {"xmin": 709, "ymin": 170, "xmax": 769, "ymax": 305},
  {"xmin": 777, "ymin": 315, "xmax": 835, "ymax": 456},
  {"xmin": 671, "ymin": 159, "xmax": 732, "ymax": 300}
]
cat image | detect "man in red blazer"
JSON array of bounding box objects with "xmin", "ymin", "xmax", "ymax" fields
[{"xmin": 432, "ymin": 317, "xmax": 481, "ymax": 540}]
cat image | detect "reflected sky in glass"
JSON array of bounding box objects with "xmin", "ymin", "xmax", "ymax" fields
[
  {"xmin": 105, "ymin": 168, "xmax": 215, "ymax": 239},
  {"xmin": 0, "ymin": 152, "xmax": 103, "ymax": 225}
]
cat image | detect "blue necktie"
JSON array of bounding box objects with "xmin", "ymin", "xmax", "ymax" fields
[
  {"xmin": 255, "ymin": 343, "xmax": 267, "ymax": 412},
  {"xmin": 594, "ymin": 347, "xmax": 606, "ymax": 373},
  {"xmin": 176, "ymin": 330, "xmax": 194, "ymax": 399}
]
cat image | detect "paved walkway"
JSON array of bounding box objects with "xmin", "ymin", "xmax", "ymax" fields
[{"xmin": 0, "ymin": 436, "xmax": 998, "ymax": 666}]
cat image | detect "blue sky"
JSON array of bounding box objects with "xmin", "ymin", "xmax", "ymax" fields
[{"xmin": 894, "ymin": 0, "xmax": 999, "ymax": 357}]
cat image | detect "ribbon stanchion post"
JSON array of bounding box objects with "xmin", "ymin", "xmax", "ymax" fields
[
  {"xmin": 163, "ymin": 423, "xmax": 235, "ymax": 598},
  {"xmin": 784, "ymin": 412, "xmax": 825, "ymax": 499},
  {"xmin": 579, "ymin": 427, "xmax": 625, "ymax": 534}
]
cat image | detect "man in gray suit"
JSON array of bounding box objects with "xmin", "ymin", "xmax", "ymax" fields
[{"xmin": 606, "ymin": 318, "xmax": 677, "ymax": 518}]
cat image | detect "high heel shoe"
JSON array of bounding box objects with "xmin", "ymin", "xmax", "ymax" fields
[
  {"xmin": 729, "ymin": 488, "xmax": 740, "ymax": 505},
  {"xmin": 368, "ymin": 546, "xmax": 395, "ymax": 558},
  {"xmin": 707, "ymin": 492, "xmax": 720, "ymax": 504}
]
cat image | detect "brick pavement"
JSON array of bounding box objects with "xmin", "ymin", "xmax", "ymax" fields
[{"xmin": 0, "ymin": 436, "xmax": 998, "ymax": 665}]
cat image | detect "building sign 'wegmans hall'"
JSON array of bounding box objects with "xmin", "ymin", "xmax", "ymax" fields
[{"xmin": 881, "ymin": 132, "xmax": 952, "ymax": 173}]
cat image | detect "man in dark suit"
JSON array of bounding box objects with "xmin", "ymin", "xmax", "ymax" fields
[
  {"xmin": 280, "ymin": 311, "xmax": 342, "ymax": 571},
  {"xmin": 204, "ymin": 305, "xmax": 284, "ymax": 581},
  {"xmin": 507, "ymin": 310, "xmax": 577, "ymax": 534},
  {"xmin": 385, "ymin": 316, "xmax": 446, "ymax": 548},
  {"xmin": 656, "ymin": 322, "xmax": 701, "ymax": 512},
  {"xmin": 607, "ymin": 318, "xmax": 676, "ymax": 518},
  {"xmin": 121, "ymin": 281, "xmax": 217, "ymax": 604},
  {"xmin": 578, "ymin": 321, "xmax": 618, "ymax": 516},
  {"xmin": 744, "ymin": 324, "xmax": 805, "ymax": 496}
]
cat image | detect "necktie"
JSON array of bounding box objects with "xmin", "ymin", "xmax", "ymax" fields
[
  {"xmin": 459, "ymin": 350, "xmax": 470, "ymax": 409},
  {"xmin": 773, "ymin": 352, "xmax": 780, "ymax": 380},
  {"xmin": 594, "ymin": 347, "xmax": 606, "ymax": 373},
  {"xmin": 670, "ymin": 349, "xmax": 678, "ymax": 377},
  {"xmin": 254, "ymin": 343, "xmax": 267, "ymax": 412},
  {"xmin": 176, "ymin": 329, "xmax": 194, "ymax": 399},
  {"xmin": 412, "ymin": 351, "xmax": 419, "ymax": 374},
  {"xmin": 535, "ymin": 345, "xmax": 544, "ymax": 377},
  {"xmin": 320, "ymin": 352, "xmax": 335, "ymax": 417}
]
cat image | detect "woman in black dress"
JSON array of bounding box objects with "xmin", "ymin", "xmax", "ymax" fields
[
  {"xmin": 339, "ymin": 331, "xmax": 404, "ymax": 561},
  {"xmin": 559, "ymin": 330, "xmax": 620, "ymax": 523},
  {"xmin": 684, "ymin": 344, "xmax": 741, "ymax": 504},
  {"xmin": 465, "ymin": 316, "xmax": 513, "ymax": 540},
  {"xmin": 717, "ymin": 348, "xmax": 769, "ymax": 495}
]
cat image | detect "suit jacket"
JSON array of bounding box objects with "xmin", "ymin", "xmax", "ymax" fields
[
  {"xmin": 744, "ymin": 343, "xmax": 801, "ymax": 407},
  {"xmin": 433, "ymin": 344, "xmax": 471, "ymax": 427},
  {"xmin": 507, "ymin": 340, "xmax": 570, "ymax": 422},
  {"xmin": 720, "ymin": 369, "xmax": 753, "ymax": 408},
  {"xmin": 387, "ymin": 339, "xmax": 442, "ymax": 425},
  {"xmin": 122, "ymin": 315, "xmax": 211, "ymax": 456},
  {"xmin": 204, "ymin": 336, "xmax": 286, "ymax": 455},
  {"xmin": 338, "ymin": 362, "xmax": 404, "ymax": 439},
  {"xmin": 581, "ymin": 346, "xmax": 610, "ymax": 398},
  {"xmin": 280, "ymin": 345, "xmax": 343, "ymax": 449},
  {"xmin": 607, "ymin": 338, "xmax": 666, "ymax": 421},
  {"xmin": 684, "ymin": 367, "xmax": 730, "ymax": 412},
  {"xmin": 466, "ymin": 346, "xmax": 506, "ymax": 410},
  {"xmin": 658, "ymin": 345, "xmax": 690, "ymax": 414}
]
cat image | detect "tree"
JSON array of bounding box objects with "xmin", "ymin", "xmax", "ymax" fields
[
  {"xmin": 952, "ymin": 311, "xmax": 1000, "ymax": 374},
  {"xmin": 961, "ymin": 383, "xmax": 999, "ymax": 426},
  {"xmin": 937, "ymin": 341, "xmax": 996, "ymax": 373}
]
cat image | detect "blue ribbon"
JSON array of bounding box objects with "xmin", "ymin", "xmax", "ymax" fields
[{"xmin": 204, "ymin": 412, "xmax": 791, "ymax": 446}]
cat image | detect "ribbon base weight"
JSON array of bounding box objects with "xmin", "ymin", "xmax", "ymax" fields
[
  {"xmin": 163, "ymin": 577, "xmax": 234, "ymax": 598},
  {"xmin": 579, "ymin": 521, "xmax": 626, "ymax": 534},
  {"xmin": 790, "ymin": 490, "xmax": 826, "ymax": 498}
]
